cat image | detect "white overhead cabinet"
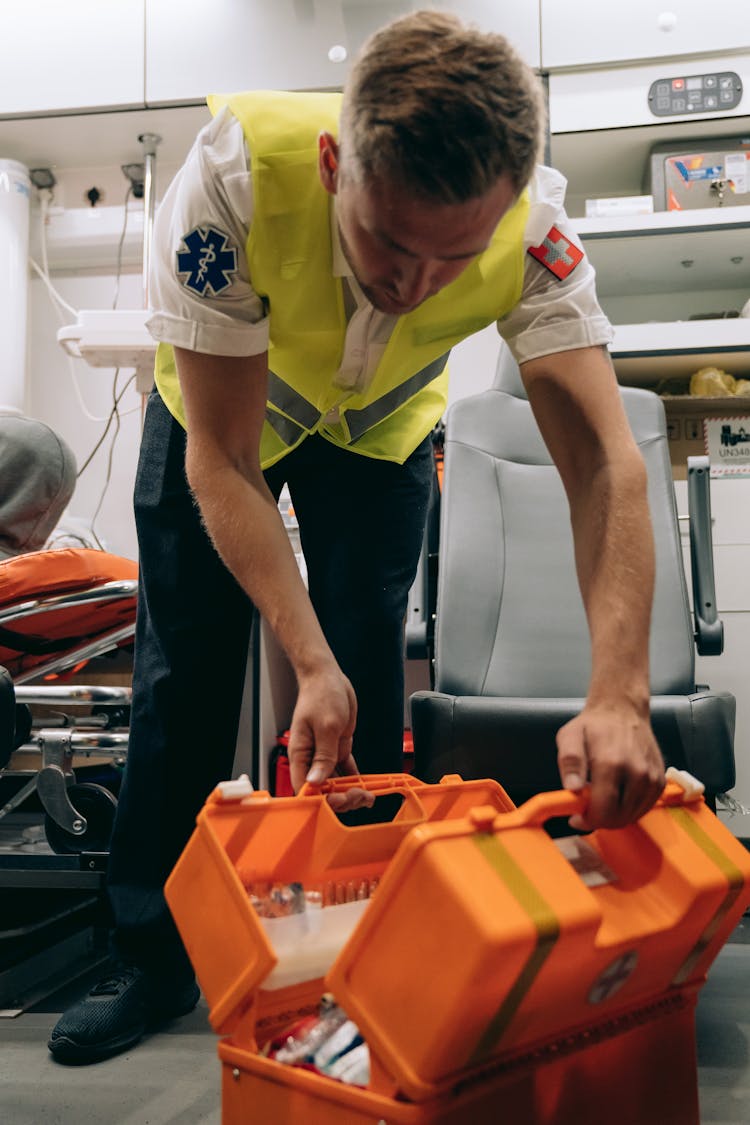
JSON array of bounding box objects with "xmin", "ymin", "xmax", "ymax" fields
[
  {"xmin": 146, "ymin": 0, "xmax": 357, "ymax": 105},
  {"xmin": 0, "ymin": 0, "xmax": 145, "ymax": 116},
  {"xmin": 543, "ymin": 0, "xmax": 750, "ymax": 395},
  {"xmin": 145, "ymin": 0, "xmax": 541, "ymax": 108},
  {"xmin": 451, "ymin": 1, "xmax": 540, "ymax": 68},
  {"xmin": 541, "ymin": 0, "xmax": 750, "ymax": 70}
]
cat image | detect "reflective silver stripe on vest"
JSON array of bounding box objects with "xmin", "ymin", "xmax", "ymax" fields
[
  {"xmin": 266, "ymin": 352, "xmax": 448, "ymax": 447},
  {"xmin": 265, "ymin": 406, "xmax": 307, "ymax": 445},
  {"xmin": 267, "ymin": 370, "xmax": 321, "ymax": 431},
  {"xmin": 343, "ymin": 352, "xmax": 449, "ymax": 442}
]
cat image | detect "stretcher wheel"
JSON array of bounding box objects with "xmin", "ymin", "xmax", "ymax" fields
[{"xmin": 44, "ymin": 782, "xmax": 118, "ymax": 855}]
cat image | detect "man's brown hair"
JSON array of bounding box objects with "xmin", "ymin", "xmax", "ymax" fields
[{"xmin": 339, "ymin": 9, "xmax": 546, "ymax": 203}]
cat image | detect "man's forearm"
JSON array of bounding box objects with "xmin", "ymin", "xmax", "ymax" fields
[
  {"xmin": 521, "ymin": 346, "xmax": 664, "ymax": 827},
  {"xmin": 569, "ymin": 448, "xmax": 655, "ymax": 709},
  {"xmin": 172, "ymin": 345, "xmax": 361, "ymax": 795},
  {"xmin": 171, "ymin": 344, "xmax": 336, "ymax": 682},
  {"xmin": 186, "ymin": 444, "xmax": 334, "ymax": 680},
  {"xmin": 522, "ymin": 347, "xmax": 656, "ymax": 711}
]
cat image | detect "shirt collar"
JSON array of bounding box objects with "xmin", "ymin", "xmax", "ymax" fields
[{"xmin": 331, "ymin": 196, "xmax": 352, "ymax": 279}]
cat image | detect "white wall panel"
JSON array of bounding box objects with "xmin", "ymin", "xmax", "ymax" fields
[{"xmin": 0, "ymin": 1, "xmax": 145, "ymax": 116}]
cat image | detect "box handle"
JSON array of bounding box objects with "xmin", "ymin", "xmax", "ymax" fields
[
  {"xmin": 299, "ymin": 771, "xmax": 419, "ymax": 798},
  {"xmin": 295, "ymin": 775, "xmax": 429, "ymax": 868},
  {"xmin": 478, "ymin": 780, "xmax": 697, "ymax": 833},
  {"xmin": 301, "ymin": 778, "xmax": 425, "ymax": 823}
]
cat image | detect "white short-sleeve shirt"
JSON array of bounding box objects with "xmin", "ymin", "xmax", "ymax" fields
[{"xmin": 146, "ymin": 107, "xmax": 613, "ymax": 393}]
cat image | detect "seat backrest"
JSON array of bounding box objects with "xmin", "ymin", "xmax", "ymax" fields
[{"xmin": 434, "ymin": 348, "xmax": 695, "ymax": 698}]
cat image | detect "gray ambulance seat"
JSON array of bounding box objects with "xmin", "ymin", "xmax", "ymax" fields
[{"xmin": 410, "ymin": 348, "xmax": 736, "ymax": 807}]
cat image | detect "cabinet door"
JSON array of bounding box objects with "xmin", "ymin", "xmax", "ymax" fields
[
  {"xmin": 541, "ymin": 0, "xmax": 750, "ymax": 70},
  {"xmin": 452, "ymin": 1, "xmax": 540, "ymax": 68},
  {"xmin": 147, "ymin": 0, "xmax": 349, "ymax": 104},
  {"xmin": 146, "ymin": 0, "xmax": 541, "ymax": 107},
  {"xmin": 0, "ymin": 0, "xmax": 144, "ymax": 116}
]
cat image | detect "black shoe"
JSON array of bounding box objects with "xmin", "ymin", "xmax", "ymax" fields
[{"xmin": 47, "ymin": 964, "xmax": 201, "ymax": 1065}]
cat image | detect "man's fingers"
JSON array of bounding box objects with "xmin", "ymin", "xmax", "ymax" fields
[
  {"xmin": 556, "ymin": 723, "xmax": 588, "ymax": 793},
  {"xmin": 305, "ymin": 749, "xmax": 338, "ymax": 786},
  {"xmin": 288, "ymin": 719, "xmax": 365, "ymax": 804},
  {"xmin": 327, "ymin": 786, "xmax": 375, "ymax": 812},
  {"xmin": 334, "ymin": 750, "xmax": 360, "ymax": 778},
  {"xmin": 557, "ymin": 707, "xmax": 665, "ymax": 831},
  {"xmin": 294, "ymin": 721, "xmax": 347, "ymax": 786},
  {"xmin": 288, "ymin": 741, "xmax": 313, "ymax": 794}
]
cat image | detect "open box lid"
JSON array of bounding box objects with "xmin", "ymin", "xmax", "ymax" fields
[
  {"xmin": 326, "ymin": 781, "xmax": 750, "ymax": 1103},
  {"xmin": 165, "ymin": 772, "xmax": 515, "ymax": 1038}
]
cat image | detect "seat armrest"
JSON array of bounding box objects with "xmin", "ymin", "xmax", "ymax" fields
[
  {"xmin": 405, "ymin": 464, "xmax": 440, "ymax": 662},
  {"xmin": 687, "ymin": 456, "xmax": 723, "ymax": 656}
]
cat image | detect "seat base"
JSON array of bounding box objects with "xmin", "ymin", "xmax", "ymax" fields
[{"xmin": 411, "ymin": 689, "xmax": 736, "ymax": 803}]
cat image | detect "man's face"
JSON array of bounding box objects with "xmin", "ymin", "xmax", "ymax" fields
[{"xmin": 318, "ymin": 134, "xmax": 517, "ymax": 315}]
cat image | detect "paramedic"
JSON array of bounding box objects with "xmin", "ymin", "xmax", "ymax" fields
[{"xmin": 48, "ymin": 9, "xmax": 665, "ymax": 1065}]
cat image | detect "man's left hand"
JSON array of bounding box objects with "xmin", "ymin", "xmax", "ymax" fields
[{"xmin": 556, "ymin": 701, "xmax": 665, "ymax": 830}]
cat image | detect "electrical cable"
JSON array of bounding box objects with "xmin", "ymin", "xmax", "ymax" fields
[
  {"xmin": 33, "ymin": 190, "xmax": 112, "ymax": 423},
  {"xmin": 33, "ymin": 180, "xmax": 142, "ymax": 548},
  {"xmin": 87, "ymin": 370, "xmax": 137, "ymax": 549},
  {"xmin": 84, "ymin": 183, "xmax": 140, "ymax": 547},
  {"xmin": 111, "ymin": 184, "xmax": 133, "ymax": 310},
  {"xmin": 28, "ymin": 257, "xmax": 78, "ymax": 319},
  {"xmin": 73, "ymin": 182, "xmax": 143, "ymax": 477},
  {"xmin": 75, "ymin": 371, "xmax": 136, "ymax": 478}
]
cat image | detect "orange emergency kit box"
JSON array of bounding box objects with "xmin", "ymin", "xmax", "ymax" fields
[{"xmin": 165, "ymin": 771, "xmax": 750, "ymax": 1125}]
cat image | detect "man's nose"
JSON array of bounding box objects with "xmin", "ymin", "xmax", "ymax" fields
[{"xmin": 396, "ymin": 260, "xmax": 438, "ymax": 306}]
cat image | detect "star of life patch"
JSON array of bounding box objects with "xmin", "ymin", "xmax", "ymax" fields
[
  {"xmin": 527, "ymin": 226, "xmax": 584, "ymax": 280},
  {"xmin": 176, "ymin": 226, "xmax": 239, "ymax": 296}
]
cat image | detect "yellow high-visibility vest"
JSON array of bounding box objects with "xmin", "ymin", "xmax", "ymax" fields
[{"xmin": 155, "ymin": 90, "xmax": 530, "ymax": 467}]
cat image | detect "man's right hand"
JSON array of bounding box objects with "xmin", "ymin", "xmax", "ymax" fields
[
  {"xmin": 172, "ymin": 348, "xmax": 375, "ymax": 814},
  {"xmin": 287, "ymin": 665, "xmax": 374, "ymax": 812}
]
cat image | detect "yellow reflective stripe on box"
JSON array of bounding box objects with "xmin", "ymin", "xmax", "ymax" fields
[
  {"xmin": 668, "ymin": 806, "xmax": 746, "ymax": 986},
  {"xmin": 468, "ymin": 833, "xmax": 560, "ymax": 1064}
]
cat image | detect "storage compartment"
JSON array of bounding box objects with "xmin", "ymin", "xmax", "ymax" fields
[
  {"xmin": 166, "ymin": 773, "xmax": 750, "ymax": 1124},
  {"xmin": 646, "ymin": 134, "xmax": 750, "ymax": 210},
  {"xmin": 541, "ymin": 0, "xmax": 747, "ymax": 71}
]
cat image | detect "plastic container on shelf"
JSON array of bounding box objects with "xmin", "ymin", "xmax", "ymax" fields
[{"xmin": 165, "ymin": 772, "xmax": 750, "ymax": 1125}]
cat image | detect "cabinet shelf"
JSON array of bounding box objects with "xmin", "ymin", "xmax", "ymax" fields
[
  {"xmin": 658, "ymin": 395, "xmax": 750, "ymax": 416},
  {"xmin": 566, "ymin": 205, "xmax": 750, "ymax": 380},
  {"xmin": 571, "ymin": 207, "xmax": 750, "ymax": 299},
  {"xmin": 610, "ymin": 320, "xmax": 750, "ymax": 383},
  {"xmin": 572, "ymin": 205, "xmax": 750, "ymax": 240}
]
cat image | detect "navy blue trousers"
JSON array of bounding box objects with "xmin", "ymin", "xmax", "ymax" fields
[{"xmin": 107, "ymin": 389, "xmax": 433, "ymax": 975}]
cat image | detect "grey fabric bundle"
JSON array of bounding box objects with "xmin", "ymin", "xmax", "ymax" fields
[{"xmin": 0, "ymin": 411, "xmax": 77, "ymax": 560}]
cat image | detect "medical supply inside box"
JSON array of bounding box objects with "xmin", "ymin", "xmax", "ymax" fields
[
  {"xmin": 645, "ymin": 134, "xmax": 750, "ymax": 210},
  {"xmin": 165, "ymin": 772, "xmax": 750, "ymax": 1124}
]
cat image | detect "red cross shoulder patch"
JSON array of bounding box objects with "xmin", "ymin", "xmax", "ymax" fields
[{"xmin": 528, "ymin": 227, "xmax": 584, "ymax": 280}]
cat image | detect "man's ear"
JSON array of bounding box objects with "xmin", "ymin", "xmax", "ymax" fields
[{"xmin": 318, "ymin": 131, "xmax": 340, "ymax": 194}]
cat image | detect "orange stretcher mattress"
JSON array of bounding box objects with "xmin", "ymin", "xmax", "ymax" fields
[{"xmin": 0, "ymin": 547, "xmax": 138, "ymax": 679}]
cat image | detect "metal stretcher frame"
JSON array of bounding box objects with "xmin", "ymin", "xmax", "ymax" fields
[{"xmin": 0, "ymin": 549, "xmax": 138, "ymax": 853}]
